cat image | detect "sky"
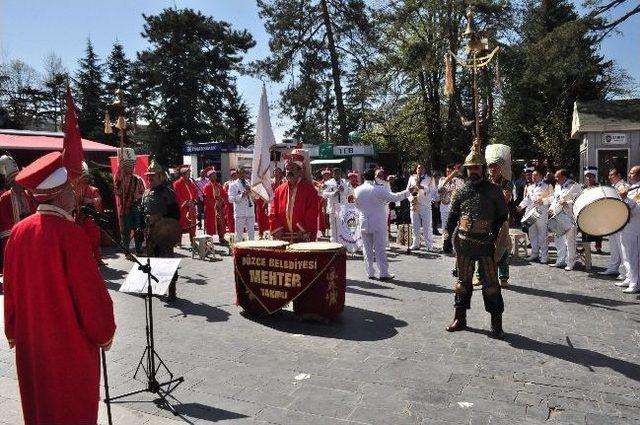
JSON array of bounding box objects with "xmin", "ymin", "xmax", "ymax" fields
[{"xmin": 1, "ymin": 0, "xmax": 638, "ymax": 141}]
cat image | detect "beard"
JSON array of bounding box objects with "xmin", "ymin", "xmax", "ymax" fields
[{"xmin": 468, "ymin": 173, "xmax": 481, "ymax": 183}]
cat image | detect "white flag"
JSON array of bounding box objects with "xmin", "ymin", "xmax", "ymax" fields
[{"xmin": 251, "ymin": 84, "xmax": 275, "ymax": 202}]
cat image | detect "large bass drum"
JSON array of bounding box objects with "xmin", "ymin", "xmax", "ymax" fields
[{"xmin": 573, "ymin": 186, "xmax": 630, "ymax": 237}]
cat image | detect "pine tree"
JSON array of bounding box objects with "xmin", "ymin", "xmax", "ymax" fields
[
  {"xmin": 224, "ymin": 86, "xmax": 254, "ymax": 146},
  {"xmin": 136, "ymin": 8, "xmax": 255, "ymax": 164},
  {"xmin": 74, "ymin": 38, "xmax": 105, "ymax": 141},
  {"xmin": 493, "ymin": 0, "xmax": 618, "ymax": 169},
  {"xmin": 255, "ymin": 0, "xmax": 375, "ymax": 145}
]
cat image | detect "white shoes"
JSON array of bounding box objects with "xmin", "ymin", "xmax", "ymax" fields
[
  {"xmin": 615, "ymin": 280, "xmax": 630, "ymax": 287},
  {"xmin": 564, "ymin": 263, "xmax": 575, "ymax": 271},
  {"xmin": 623, "ymin": 286, "xmax": 640, "ymax": 294},
  {"xmin": 549, "ymin": 262, "xmax": 566, "ymax": 268}
]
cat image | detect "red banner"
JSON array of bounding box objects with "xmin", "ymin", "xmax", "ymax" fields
[{"xmin": 234, "ymin": 246, "xmax": 346, "ymax": 319}]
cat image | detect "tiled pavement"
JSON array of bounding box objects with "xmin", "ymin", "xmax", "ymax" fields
[{"xmin": 1, "ymin": 235, "xmax": 639, "ymax": 424}]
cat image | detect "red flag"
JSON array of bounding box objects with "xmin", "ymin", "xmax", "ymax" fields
[{"xmin": 63, "ymin": 86, "xmax": 84, "ymax": 179}]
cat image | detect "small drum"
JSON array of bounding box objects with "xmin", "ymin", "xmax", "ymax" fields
[
  {"xmin": 548, "ymin": 210, "xmax": 573, "ymax": 237},
  {"xmin": 521, "ymin": 207, "xmax": 541, "ymax": 226},
  {"xmin": 233, "ymin": 240, "xmax": 289, "ymax": 315},
  {"xmin": 573, "ymin": 186, "xmax": 630, "ymax": 237},
  {"xmin": 287, "ymin": 242, "xmax": 346, "ymax": 321}
]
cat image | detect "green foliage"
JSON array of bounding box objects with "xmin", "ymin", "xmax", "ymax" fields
[
  {"xmin": 74, "ymin": 39, "xmax": 105, "ymax": 141},
  {"xmin": 136, "ymin": 8, "xmax": 255, "ymax": 164}
]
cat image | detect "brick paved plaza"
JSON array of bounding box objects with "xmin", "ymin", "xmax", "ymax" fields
[{"xmin": 1, "ymin": 236, "xmax": 639, "ymax": 424}]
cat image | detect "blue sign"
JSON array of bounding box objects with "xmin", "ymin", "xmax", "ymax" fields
[{"xmin": 183, "ymin": 142, "xmax": 226, "ymax": 154}]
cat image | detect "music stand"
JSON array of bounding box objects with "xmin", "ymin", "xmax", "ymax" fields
[
  {"xmin": 108, "ymin": 256, "xmax": 184, "ymax": 415},
  {"xmin": 94, "ymin": 216, "xmax": 184, "ymax": 415}
]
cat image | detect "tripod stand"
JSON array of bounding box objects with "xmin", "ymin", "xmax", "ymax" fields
[{"xmin": 90, "ymin": 209, "xmax": 184, "ymax": 415}]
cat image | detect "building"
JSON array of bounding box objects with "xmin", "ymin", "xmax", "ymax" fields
[
  {"xmin": 572, "ymin": 99, "xmax": 640, "ymax": 183},
  {"xmin": 0, "ymin": 129, "xmax": 118, "ymax": 166}
]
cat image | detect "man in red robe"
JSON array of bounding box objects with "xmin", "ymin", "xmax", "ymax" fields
[
  {"xmin": 3, "ymin": 151, "xmax": 116, "ymax": 425},
  {"xmin": 0, "ymin": 155, "xmax": 35, "ymax": 262},
  {"xmin": 76, "ymin": 164, "xmax": 104, "ymax": 264},
  {"xmin": 269, "ymin": 150, "xmax": 319, "ymax": 242},
  {"xmin": 202, "ymin": 166, "xmax": 228, "ymax": 243},
  {"xmin": 223, "ymin": 168, "xmax": 237, "ymax": 234},
  {"xmin": 173, "ymin": 164, "xmax": 199, "ymax": 246},
  {"xmin": 317, "ymin": 167, "xmax": 331, "ymax": 237}
]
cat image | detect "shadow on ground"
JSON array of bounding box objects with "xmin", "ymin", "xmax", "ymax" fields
[
  {"xmin": 244, "ymin": 305, "xmax": 407, "ymax": 341},
  {"xmin": 163, "ymin": 298, "xmax": 231, "ymax": 323}
]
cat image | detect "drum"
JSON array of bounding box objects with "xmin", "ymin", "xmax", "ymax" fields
[
  {"xmin": 233, "ymin": 240, "xmax": 289, "ymax": 315},
  {"xmin": 287, "ymin": 242, "xmax": 347, "ymax": 321},
  {"xmin": 573, "ymin": 186, "xmax": 630, "ymax": 237},
  {"xmin": 547, "ymin": 210, "xmax": 573, "ymax": 237},
  {"xmin": 521, "ymin": 207, "xmax": 541, "ymax": 226}
]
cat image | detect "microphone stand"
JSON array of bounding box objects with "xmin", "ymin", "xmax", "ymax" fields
[{"xmin": 92, "ymin": 214, "xmax": 184, "ymax": 416}]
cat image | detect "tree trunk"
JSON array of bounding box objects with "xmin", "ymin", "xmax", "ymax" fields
[
  {"xmin": 417, "ymin": 70, "xmax": 432, "ymax": 166},
  {"xmin": 320, "ymin": 0, "xmax": 348, "ymax": 145}
]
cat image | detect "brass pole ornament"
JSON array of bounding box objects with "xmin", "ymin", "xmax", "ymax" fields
[{"xmin": 445, "ymin": 6, "xmax": 499, "ymax": 161}]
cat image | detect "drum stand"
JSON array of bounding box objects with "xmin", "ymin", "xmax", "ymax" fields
[{"xmin": 98, "ymin": 223, "xmax": 184, "ymax": 416}]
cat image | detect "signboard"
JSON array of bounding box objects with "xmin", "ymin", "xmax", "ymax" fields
[
  {"xmin": 333, "ymin": 145, "xmax": 375, "ymax": 156},
  {"xmin": 319, "ymin": 143, "xmax": 334, "ymax": 159},
  {"xmin": 603, "ymin": 133, "xmax": 626, "ymax": 145},
  {"xmin": 183, "ymin": 142, "xmax": 253, "ymax": 154}
]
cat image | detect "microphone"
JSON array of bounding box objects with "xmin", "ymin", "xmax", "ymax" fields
[{"xmin": 79, "ymin": 205, "xmax": 111, "ymax": 227}]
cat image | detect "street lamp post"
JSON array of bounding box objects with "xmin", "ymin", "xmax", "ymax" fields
[{"xmin": 448, "ymin": 7, "xmax": 499, "ymax": 150}]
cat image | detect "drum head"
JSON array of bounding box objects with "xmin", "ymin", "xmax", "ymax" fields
[
  {"xmin": 234, "ymin": 240, "xmax": 289, "ymax": 249},
  {"xmin": 576, "ymin": 198, "xmax": 629, "ymax": 237},
  {"xmin": 287, "ymin": 241, "xmax": 344, "ymax": 251}
]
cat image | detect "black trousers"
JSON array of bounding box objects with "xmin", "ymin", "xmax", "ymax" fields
[{"xmin": 454, "ymin": 255, "xmax": 504, "ymax": 314}]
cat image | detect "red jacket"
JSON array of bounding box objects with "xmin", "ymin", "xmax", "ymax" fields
[{"xmin": 269, "ymin": 178, "xmax": 319, "ymax": 239}]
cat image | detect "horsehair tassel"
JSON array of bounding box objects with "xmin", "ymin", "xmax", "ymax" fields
[{"xmin": 444, "ymin": 53, "xmax": 454, "ymax": 97}]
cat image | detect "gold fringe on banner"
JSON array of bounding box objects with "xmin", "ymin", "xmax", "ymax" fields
[{"xmin": 444, "ymin": 53, "xmax": 454, "ymax": 97}]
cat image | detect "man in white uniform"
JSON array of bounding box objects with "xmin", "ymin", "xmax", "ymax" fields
[
  {"xmin": 519, "ymin": 170, "xmax": 552, "ymax": 263},
  {"xmin": 322, "ymin": 167, "xmax": 352, "ymax": 243},
  {"xmin": 406, "ymin": 164, "xmax": 436, "ymax": 250},
  {"xmin": 355, "ymin": 168, "xmax": 410, "ymax": 280},
  {"xmin": 619, "ymin": 165, "xmax": 640, "ymax": 294},
  {"xmin": 438, "ymin": 164, "xmax": 465, "ymax": 235},
  {"xmin": 546, "ymin": 169, "xmax": 581, "ymax": 270},
  {"xmin": 601, "ymin": 168, "xmax": 629, "ymax": 277},
  {"xmin": 228, "ymin": 167, "xmax": 256, "ymax": 242}
]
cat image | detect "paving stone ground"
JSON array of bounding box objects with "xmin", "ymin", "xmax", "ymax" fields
[{"xmin": 1, "ymin": 232, "xmax": 639, "ymax": 424}]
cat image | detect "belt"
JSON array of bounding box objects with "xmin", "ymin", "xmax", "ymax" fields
[{"xmin": 458, "ymin": 216, "xmax": 491, "ymax": 233}]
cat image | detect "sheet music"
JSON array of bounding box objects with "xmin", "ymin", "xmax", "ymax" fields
[{"xmin": 119, "ymin": 257, "xmax": 181, "ymax": 295}]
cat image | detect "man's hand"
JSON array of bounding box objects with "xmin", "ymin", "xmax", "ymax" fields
[
  {"xmin": 101, "ymin": 339, "xmax": 113, "ymax": 351},
  {"xmin": 534, "ymin": 198, "xmax": 543, "ymax": 206},
  {"xmin": 7, "ymin": 339, "xmax": 15, "ymax": 349},
  {"xmin": 338, "ymin": 186, "xmax": 344, "ymax": 192}
]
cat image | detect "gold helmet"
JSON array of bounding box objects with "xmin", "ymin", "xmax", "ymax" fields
[
  {"xmin": 145, "ymin": 159, "xmax": 164, "ymax": 175},
  {"xmin": 463, "ymin": 139, "xmax": 486, "ymax": 167}
]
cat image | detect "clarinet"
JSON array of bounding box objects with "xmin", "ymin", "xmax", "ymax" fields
[{"xmin": 241, "ymin": 179, "xmax": 252, "ymax": 207}]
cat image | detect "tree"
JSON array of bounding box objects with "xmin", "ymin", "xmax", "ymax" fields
[
  {"xmin": 584, "ymin": 0, "xmax": 640, "ymax": 41},
  {"xmin": 0, "ymin": 59, "xmax": 43, "ymax": 129},
  {"xmin": 256, "ymin": 0, "xmax": 375, "ymax": 144},
  {"xmin": 74, "ymin": 38, "xmax": 106, "ymax": 141},
  {"xmin": 136, "ymin": 8, "xmax": 255, "ymax": 164},
  {"xmin": 41, "ymin": 53, "xmax": 68, "ymax": 131},
  {"xmin": 224, "ymin": 86, "xmax": 254, "ymax": 146},
  {"xmin": 492, "ymin": 0, "xmax": 620, "ymax": 170}
]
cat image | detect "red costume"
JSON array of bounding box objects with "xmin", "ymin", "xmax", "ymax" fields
[
  {"xmin": 269, "ymin": 177, "xmax": 319, "ymax": 241},
  {"xmin": 203, "ymin": 180, "xmax": 228, "ymax": 239},
  {"xmin": 3, "ymin": 152, "xmax": 116, "ymax": 425},
  {"xmin": 223, "ymin": 177, "xmax": 236, "ymax": 233},
  {"xmin": 255, "ymin": 198, "xmax": 269, "ymax": 236},
  {"xmin": 173, "ymin": 174, "xmax": 199, "ymax": 237},
  {"xmin": 77, "ymin": 183, "xmax": 103, "ymax": 262}
]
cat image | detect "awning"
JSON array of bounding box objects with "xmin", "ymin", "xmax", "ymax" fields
[
  {"xmin": 310, "ymin": 159, "xmax": 346, "ymax": 165},
  {"xmin": 0, "ymin": 131, "xmax": 118, "ymax": 152}
]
